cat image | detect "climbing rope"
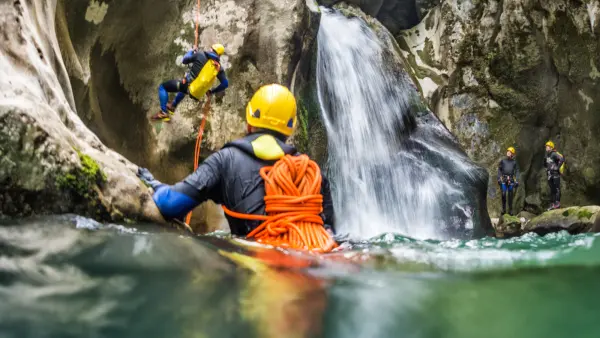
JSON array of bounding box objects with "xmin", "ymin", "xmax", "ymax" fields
[
  {"xmin": 222, "ymin": 155, "xmax": 338, "ymax": 253},
  {"xmin": 183, "ymin": 0, "xmax": 210, "ymax": 226},
  {"xmin": 184, "ymin": 95, "xmax": 212, "ymax": 225},
  {"xmin": 194, "ymin": 0, "xmax": 201, "ymax": 49},
  {"xmin": 183, "ymin": 0, "xmax": 335, "ymax": 254}
]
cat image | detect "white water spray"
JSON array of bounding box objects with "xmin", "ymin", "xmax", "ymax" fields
[
  {"xmin": 588, "ymin": 1, "xmax": 599, "ymax": 34},
  {"xmin": 316, "ymin": 10, "xmax": 479, "ymax": 240}
]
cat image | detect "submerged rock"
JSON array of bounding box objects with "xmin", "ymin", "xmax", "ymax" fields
[
  {"xmin": 524, "ymin": 206, "xmax": 600, "ymax": 236},
  {"xmin": 0, "ymin": 0, "xmax": 163, "ymax": 223}
]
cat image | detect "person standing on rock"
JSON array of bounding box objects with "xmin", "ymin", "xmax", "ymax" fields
[
  {"xmin": 497, "ymin": 147, "xmax": 520, "ymax": 215},
  {"xmin": 151, "ymin": 43, "xmax": 229, "ymax": 121},
  {"xmin": 139, "ymin": 84, "xmax": 336, "ymax": 236},
  {"xmin": 544, "ymin": 141, "xmax": 565, "ymax": 210}
]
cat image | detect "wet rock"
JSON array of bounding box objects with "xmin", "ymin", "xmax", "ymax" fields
[
  {"xmin": 294, "ymin": 4, "xmax": 492, "ymax": 238},
  {"xmin": 57, "ymin": 0, "xmax": 306, "ymax": 182},
  {"xmin": 397, "ymin": 0, "xmax": 600, "ymax": 217},
  {"xmin": 517, "ymin": 211, "xmax": 537, "ymax": 221},
  {"xmin": 55, "ymin": 0, "xmax": 308, "ymax": 229},
  {"xmin": 494, "ymin": 214, "xmax": 522, "ymax": 238},
  {"xmin": 319, "ymin": 0, "xmax": 440, "ymax": 33},
  {"xmin": 524, "ymin": 206, "xmax": 600, "ymax": 236},
  {"xmin": 0, "ymin": 0, "xmax": 164, "ymax": 223}
]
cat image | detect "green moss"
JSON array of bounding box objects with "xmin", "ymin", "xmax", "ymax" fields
[
  {"xmin": 577, "ymin": 209, "xmax": 594, "ymax": 220},
  {"xmin": 295, "ymin": 96, "xmax": 321, "ymax": 155},
  {"xmin": 416, "ymin": 38, "xmax": 439, "ymax": 68},
  {"xmin": 502, "ymin": 214, "xmax": 521, "ymax": 228},
  {"xmin": 405, "ymin": 53, "xmax": 445, "ymax": 84},
  {"xmin": 79, "ymin": 152, "xmax": 106, "ymax": 183},
  {"xmin": 56, "ymin": 151, "xmax": 106, "ymax": 200}
]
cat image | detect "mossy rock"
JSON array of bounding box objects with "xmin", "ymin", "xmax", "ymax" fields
[
  {"xmin": 55, "ymin": 151, "xmax": 108, "ymax": 217},
  {"xmin": 494, "ymin": 214, "xmax": 523, "ymax": 238},
  {"xmin": 524, "ymin": 206, "xmax": 600, "ymax": 235}
]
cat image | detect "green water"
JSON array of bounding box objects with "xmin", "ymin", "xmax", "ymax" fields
[{"xmin": 1, "ymin": 215, "xmax": 600, "ymax": 338}]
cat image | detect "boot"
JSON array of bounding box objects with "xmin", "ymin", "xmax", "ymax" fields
[
  {"xmin": 150, "ymin": 111, "xmax": 171, "ymax": 122},
  {"xmin": 166, "ymin": 102, "xmax": 176, "ymax": 115}
]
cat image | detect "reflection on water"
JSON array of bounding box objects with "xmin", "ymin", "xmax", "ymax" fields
[{"xmin": 2, "ymin": 215, "xmax": 600, "ymax": 337}]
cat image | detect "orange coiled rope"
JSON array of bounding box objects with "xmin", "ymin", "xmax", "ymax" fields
[{"xmin": 222, "ymin": 154, "xmax": 338, "ymax": 253}]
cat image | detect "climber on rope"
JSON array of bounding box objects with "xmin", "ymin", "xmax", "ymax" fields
[
  {"xmin": 544, "ymin": 140, "xmax": 565, "ymax": 210},
  {"xmin": 151, "ymin": 43, "xmax": 229, "ymax": 121},
  {"xmin": 138, "ymin": 84, "xmax": 336, "ymax": 238},
  {"xmin": 497, "ymin": 146, "xmax": 520, "ymax": 215}
]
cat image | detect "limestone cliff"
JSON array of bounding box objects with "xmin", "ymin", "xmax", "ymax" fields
[
  {"xmin": 393, "ymin": 0, "xmax": 600, "ymax": 216},
  {"xmin": 0, "ymin": 0, "xmax": 163, "ymax": 223},
  {"xmin": 56, "ymin": 0, "xmax": 307, "ymax": 183},
  {"xmin": 53, "ymin": 0, "xmax": 308, "ymax": 230}
]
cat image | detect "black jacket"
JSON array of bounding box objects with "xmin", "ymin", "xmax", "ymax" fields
[
  {"xmin": 497, "ymin": 157, "xmax": 519, "ymax": 182},
  {"xmin": 158, "ymin": 132, "xmax": 335, "ymax": 236},
  {"xmin": 544, "ymin": 150, "xmax": 565, "ymax": 177}
]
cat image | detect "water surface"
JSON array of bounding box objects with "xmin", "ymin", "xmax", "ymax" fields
[{"xmin": 1, "ymin": 215, "xmax": 599, "ymax": 338}]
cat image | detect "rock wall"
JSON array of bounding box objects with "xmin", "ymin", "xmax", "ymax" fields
[
  {"xmin": 294, "ymin": 4, "xmax": 493, "ymax": 237},
  {"xmin": 0, "ymin": 0, "xmax": 163, "ymax": 223},
  {"xmin": 56, "ymin": 0, "xmax": 307, "ymax": 183},
  {"xmin": 318, "ymin": 0, "xmax": 440, "ymax": 34},
  {"xmin": 53, "ymin": 0, "xmax": 308, "ymax": 230},
  {"xmin": 395, "ymin": 0, "xmax": 600, "ymax": 216}
]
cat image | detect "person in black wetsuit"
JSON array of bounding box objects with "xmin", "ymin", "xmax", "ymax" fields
[
  {"xmin": 152, "ymin": 43, "xmax": 229, "ymax": 121},
  {"xmin": 138, "ymin": 84, "xmax": 335, "ymax": 235},
  {"xmin": 497, "ymin": 147, "xmax": 520, "ymax": 215},
  {"xmin": 544, "ymin": 140, "xmax": 565, "ymax": 210}
]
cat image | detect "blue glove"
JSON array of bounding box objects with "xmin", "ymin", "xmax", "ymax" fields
[{"xmin": 137, "ymin": 167, "xmax": 163, "ymax": 190}]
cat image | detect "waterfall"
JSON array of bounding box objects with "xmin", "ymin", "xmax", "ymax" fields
[
  {"xmin": 315, "ymin": 9, "xmax": 489, "ymax": 240},
  {"xmin": 588, "ymin": 1, "xmax": 599, "ymax": 34}
]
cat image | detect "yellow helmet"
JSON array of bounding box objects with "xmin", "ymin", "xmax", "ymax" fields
[
  {"xmin": 246, "ymin": 84, "xmax": 297, "ymax": 136},
  {"xmin": 545, "ymin": 140, "xmax": 555, "ymax": 148},
  {"xmin": 211, "ymin": 43, "xmax": 225, "ymax": 56},
  {"xmin": 507, "ymin": 147, "xmax": 516, "ymax": 155}
]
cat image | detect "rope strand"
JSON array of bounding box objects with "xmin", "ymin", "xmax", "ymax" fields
[
  {"xmin": 184, "ymin": 96, "xmax": 211, "ymax": 225},
  {"xmin": 223, "ymin": 155, "xmax": 338, "ymax": 253},
  {"xmin": 194, "ymin": 0, "xmax": 201, "ymax": 49}
]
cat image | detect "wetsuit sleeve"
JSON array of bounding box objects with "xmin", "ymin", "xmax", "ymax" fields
[
  {"xmin": 321, "ymin": 175, "xmax": 335, "ymax": 232},
  {"xmin": 152, "ymin": 151, "xmax": 226, "ymax": 220},
  {"xmin": 210, "ymin": 70, "xmax": 229, "ymax": 94},
  {"xmin": 182, "ymin": 50, "xmax": 196, "ymax": 64}
]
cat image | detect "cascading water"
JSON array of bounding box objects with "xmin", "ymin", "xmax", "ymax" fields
[{"xmin": 315, "ymin": 9, "xmax": 490, "ymax": 240}]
